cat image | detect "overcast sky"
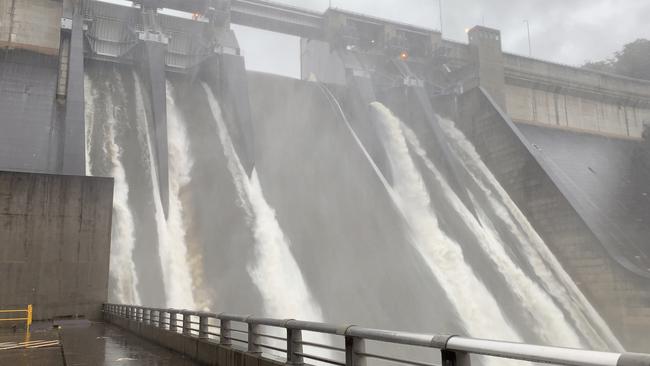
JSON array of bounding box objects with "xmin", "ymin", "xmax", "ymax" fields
[{"xmin": 107, "ymin": 0, "xmax": 650, "ymax": 78}]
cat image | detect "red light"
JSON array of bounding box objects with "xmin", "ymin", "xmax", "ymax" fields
[{"xmin": 400, "ymin": 51, "xmax": 409, "ymax": 60}]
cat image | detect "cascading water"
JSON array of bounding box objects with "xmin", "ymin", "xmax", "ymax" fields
[
  {"xmin": 401, "ymin": 121, "xmax": 585, "ymax": 348},
  {"xmin": 436, "ymin": 118, "xmax": 623, "ymax": 351},
  {"xmin": 165, "ymin": 81, "xmax": 198, "ymax": 309},
  {"xmin": 85, "ymin": 71, "xmax": 141, "ymax": 305},
  {"xmin": 134, "ymin": 75, "xmax": 196, "ymax": 309},
  {"xmin": 202, "ymin": 83, "xmax": 324, "ymax": 322},
  {"xmin": 370, "ymin": 102, "xmax": 521, "ymax": 343}
]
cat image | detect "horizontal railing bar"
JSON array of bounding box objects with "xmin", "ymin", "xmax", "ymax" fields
[
  {"xmin": 446, "ymin": 337, "xmax": 621, "ymax": 366},
  {"xmin": 218, "ymin": 314, "xmax": 249, "ymax": 322},
  {"xmin": 0, "ymin": 310, "xmax": 28, "ymax": 313},
  {"xmin": 294, "ymin": 352, "xmax": 346, "ymax": 366},
  {"xmin": 253, "ymin": 342, "xmax": 287, "ymax": 353},
  {"xmin": 247, "ymin": 317, "xmax": 290, "ymax": 327},
  {"xmin": 356, "ymin": 352, "xmax": 439, "ymax": 366},
  {"xmin": 286, "ymin": 320, "xmax": 342, "ymax": 335},
  {"xmin": 223, "ymin": 336, "xmax": 248, "ymax": 344},
  {"xmin": 252, "ymin": 332, "xmax": 286, "ymax": 342},
  {"xmin": 229, "ymin": 328, "xmax": 249, "ymax": 335},
  {"xmin": 346, "ymin": 327, "xmax": 443, "ymax": 347},
  {"xmin": 0, "ymin": 318, "xmax": 29, "ymax": 321},
  {"xmin": 297, "ymin": 340, "xmax": 345, "ymax": 352}
]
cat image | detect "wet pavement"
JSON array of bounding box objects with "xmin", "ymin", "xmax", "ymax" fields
[
  {"xmin": 0, "ymin": 327, "xmax": 63, "ymax": 366},
  {"xmin": 0, "ymin": 320, "xmax": 199, "ymax": 365}
]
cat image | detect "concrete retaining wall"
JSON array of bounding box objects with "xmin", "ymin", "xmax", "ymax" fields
[{"xmin": 0, "ymin": 171, "xmax": 113, "ymax": 321}]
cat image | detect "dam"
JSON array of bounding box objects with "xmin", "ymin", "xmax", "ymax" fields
[{"xmin": 0, "ymin": 0, "xmax": 649, "ymax": 364}]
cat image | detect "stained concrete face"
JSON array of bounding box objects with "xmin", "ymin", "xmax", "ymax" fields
[
  {"xmin": 505, "ymin": 84, "xmax": 650, "ymax": 139},
  {"xmin": 0, "ymin": 171, "xmax": 114, "ymax": 321},
  {"xmin": 0, "ymin": 50, "xmax": 61, "ymax": 173},
  {"xmin": 0, "ymin": 0, "xmax": 62, "ymax": 55}
]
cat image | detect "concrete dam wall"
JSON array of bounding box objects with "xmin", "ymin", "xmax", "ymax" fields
[{"xmin": 0, "ymin": 0, "xmax": 649, "ymax": 355}]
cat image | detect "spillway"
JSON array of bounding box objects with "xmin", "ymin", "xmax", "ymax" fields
[
  {"xmin": 80, "ymin": 60, "xmax": 623, "ymax": 358},
  {"xmin": 3, "ymin": 0, "xmax": 650, "ymax": 360}
]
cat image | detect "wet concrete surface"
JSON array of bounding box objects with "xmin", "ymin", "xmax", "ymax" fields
[
  {"xmin": 0, "ymin": 326, "xmax": 63, "ymax": 366},
  {"xmin": 0, "ymin": 320, "xmax": 199, "ymax": 365},
  {"xmin": 60, "ymin": 320, "xmax": 199, "ymax": 365}
]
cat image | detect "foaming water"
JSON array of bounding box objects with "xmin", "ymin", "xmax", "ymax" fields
[
  {"xmin": 84, "ymin": 74, "xmax": 94, "ymax": 176},
  {"xmin": 370, "ymin": 102, "xmax": 521, "ymax": 343},
  {"xmin": 133, "ymin": 75, "xmax": 195, "ymax": 308},
  {"xmin": 202, "ymin": 83, "xmax": 324, "ymax": 322},
  {"xmin": 165, "ymin": 81, "xmax": 198, "ymax": 308},
  {"xmin": 437, "ymin": 118, "xmax": 622, "ymax": 351},
  {"xmin": 86, "ymin": 70, "xmax": 140, "ymax": 305},
  {"xmin": 401, "ymin": 122, "xmax": 585, "ymax": 348}
]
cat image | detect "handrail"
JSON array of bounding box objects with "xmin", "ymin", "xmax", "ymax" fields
[
  {"xmin": 0, "ymin": 304, "xmax": 32, "ymax": 331},
  {"xmin": 102, "ymin": 304, "xmax": 650, "ymax": 366}
]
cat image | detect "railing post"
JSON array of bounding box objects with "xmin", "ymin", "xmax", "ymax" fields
[
  {"xmin": 220, "ymin": 318, "xmax": 232, "ymax": 345},
  {"xmin": 247, "ymin": 322, "xmax": 262, "ymax": 354},
  {"xmin": 161, "ymin": 310, "xmax": 169, "ymax": 330},
  {"xmin": 170, "ymin": 311, "xmax": 178, "ymax": 332},
  {"xmin": 153, "ymin": 310, "xmax": 159, "ymax": 327},
  {"xmin": 345, "ymin": 336, "xmax": 366, "ymax": 366},
  {"xmin": 144, "ymin": 308, "xmax": 150, "ymax": 325},
  {"xmin": 183, "ymin": 312, "xmax": 192, "ymax": 336},
  {"xmin": 199, "ymin": 314, "xmax": 210, "ymax": 339},
  {"xmin": 286, "ymin": 327, "xmax": 304, "ymax": 365},
  {"xmin": 441, "ymin": 350, "xmax": 471, "ymax": 366}
]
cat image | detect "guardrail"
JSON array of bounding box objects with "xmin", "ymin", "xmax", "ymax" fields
[
  {"xmin": 103, "ymin": 303, "xmax": 650, "ymax": 366},
  {"xmin": 0, "ymin": 305, "xmax": 32, "ymax": 331}
]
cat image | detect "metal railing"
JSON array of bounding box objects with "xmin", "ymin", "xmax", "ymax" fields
[
  {"xmin": 103, "ymin": 304, "xmax": 650, "ymax": 366},
  {"xmin": 0, "ymin": 304, "xmax": 32, "ymax": 331}
]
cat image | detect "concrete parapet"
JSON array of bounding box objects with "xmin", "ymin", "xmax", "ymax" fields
[{"xmin": 105, "ymin": 312, "xmax": 285, "ymax": 366}]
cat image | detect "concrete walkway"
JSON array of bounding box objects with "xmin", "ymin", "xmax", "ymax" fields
[{"xmin": 0, "ymin": 320, "xmax": 199, "ymax": 365}]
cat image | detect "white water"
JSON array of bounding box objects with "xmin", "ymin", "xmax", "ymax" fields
[
  {"xmin": 370, "ymin": 102, "xmax": 521, "ymax": 343},
  {"xmin": 437, "ymin": 118, "xmax": 623, "ymax": 351},
  {"xmin": 86, "ymin": 71, "xmax": 141, "ymax": 305},
  {"xmin": 202, "ymin": 83, "xmax": 324, "ymax": 322},
  {"xmin": 84, "ymin": 74, "xmax": 94, "ymax": 177},
  {"xmin": 133, "ymin": 75, "xmax": 195, "ymax": 309},
  {"xmin": 401, "ymin": 122, "xmax": 585, "ymax": 347},
  {"xmin": 165, "ymin": 82, "xmax": 198, "ymax": 309}
]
